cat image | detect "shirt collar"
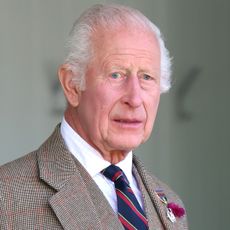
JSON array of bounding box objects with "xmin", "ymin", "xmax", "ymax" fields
[{"xmin": 60, "ymin": 117, "xmax": 133, "ymax": 181}]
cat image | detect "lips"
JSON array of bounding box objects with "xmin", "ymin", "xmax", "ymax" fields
[
  {"xmin": 114, "ymin": 119, "xmax": 142, "ymax": 123},
  {"xmin": 112, "ymin": 118, "xmax": 144, "ymax": 128}
]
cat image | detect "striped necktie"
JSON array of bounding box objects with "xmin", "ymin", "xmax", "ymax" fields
[{"xmin": 102, "ymin": 164, "xmax": 148, "ymax": 230}]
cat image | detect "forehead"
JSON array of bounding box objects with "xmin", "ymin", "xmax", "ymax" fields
[
  {"xmin": 100, "ymin": 52, "xmax": 159, "ymax": 73},
  {"xmin": 91, "ymin": 26, "xmax": 160, "ymax": 64}
]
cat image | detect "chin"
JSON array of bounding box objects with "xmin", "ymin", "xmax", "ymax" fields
[{"xmin": 108, "ymin": 137, "xmax": 143, "ymax": 152}]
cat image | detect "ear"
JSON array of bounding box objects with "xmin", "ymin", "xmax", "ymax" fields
[{"xmin": 58, "ymin": 64, "xmax": 81, "ymax": 107}]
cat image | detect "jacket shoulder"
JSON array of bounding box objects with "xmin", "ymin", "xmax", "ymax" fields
[{"xmin": 0, "ymin": 151, "xmax": 38, "ymax": 179}]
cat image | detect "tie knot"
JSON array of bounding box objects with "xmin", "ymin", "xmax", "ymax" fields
[{"xmin": 102, "ymin": 164, "xmax": 128, "ymax": 183}]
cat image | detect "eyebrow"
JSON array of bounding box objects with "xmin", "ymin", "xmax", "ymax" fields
[{"xmin": 102, "ymin": 57, "xmax": 160, "ymax": 73}]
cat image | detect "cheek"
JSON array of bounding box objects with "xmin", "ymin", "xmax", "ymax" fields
[
  {"xmin": 98, "ymin": 97, "xmax": 118, "ymax": 129},
  {"xmin": 91, "ymin": 88, "xmax": 118, "ymax": 132}
]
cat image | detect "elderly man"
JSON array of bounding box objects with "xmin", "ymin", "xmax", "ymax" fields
[{"xmin": 0, "ymin": 4, "xmax": 188, "ymax": 230}]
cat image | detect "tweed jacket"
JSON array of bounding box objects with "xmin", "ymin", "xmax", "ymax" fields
[{"xmin": 0, "ymin": 125, "xmax": 188, "ymax": 230}]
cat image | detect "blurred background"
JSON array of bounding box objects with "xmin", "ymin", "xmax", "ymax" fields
[{"xmin": 0, "ymin": 0, "xmax": 229, "ymax": 229}]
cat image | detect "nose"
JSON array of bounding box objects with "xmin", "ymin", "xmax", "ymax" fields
[{"xmin": 121, "ymin": 76, "xmax": 143, "ymax": 108}]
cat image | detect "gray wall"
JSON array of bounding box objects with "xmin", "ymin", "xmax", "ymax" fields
[{"xmin": 1, "ymin": 0, "xmax": 229, "ymax": 229}]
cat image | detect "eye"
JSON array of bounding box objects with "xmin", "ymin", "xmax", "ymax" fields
[
  {"xmin": 142, "ymin": 74, "xmax": 153, "ymax": 81},
  {"xmin": 139, "ymin": 72, "xmax": 159, "ymax": 90},
  {"xmin": 110, "ymin": 72, "xmax": 122, "ymax": 79}
]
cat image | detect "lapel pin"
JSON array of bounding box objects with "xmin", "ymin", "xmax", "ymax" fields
[
  {"xmin": 155, "ymin": 189, "xmax": 185, "ymax": 223},
  {"xmin": 166, "ymin": 207, "xmax": 176, "ymax": 223}
]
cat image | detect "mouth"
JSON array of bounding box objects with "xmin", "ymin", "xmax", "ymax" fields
[
  {"xmin": 114, "ymin": 119, "xmax": 141, "ymax": 123},
  {"xmin": 113, "ymin": 118, "xmax": 143, "ymax": 128}
]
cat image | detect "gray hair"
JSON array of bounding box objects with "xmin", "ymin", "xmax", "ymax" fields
[{"xmin": 64, "ymin": 4, "xmax": 172, "ymax": 93}]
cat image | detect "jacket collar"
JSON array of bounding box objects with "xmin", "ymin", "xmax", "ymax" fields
[{"xmin": 37, "ymin": 124, "xmax": 76, "ymax": 191}]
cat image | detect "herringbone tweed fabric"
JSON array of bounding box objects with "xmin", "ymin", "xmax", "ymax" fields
[{"xmin": 0, "ymin": 125, "xmax": 188, "ymax": 230}]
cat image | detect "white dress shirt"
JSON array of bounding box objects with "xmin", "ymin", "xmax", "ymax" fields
[{"xmin": 60, "ymin": 118, "xmax": 144, "ymax": 213}]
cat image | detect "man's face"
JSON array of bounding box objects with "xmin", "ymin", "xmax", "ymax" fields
[{"xmin": 72, "ymin": 27, "xmax": 161, "ymax": 156}]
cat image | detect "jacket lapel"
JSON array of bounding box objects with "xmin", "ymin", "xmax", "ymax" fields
[
  {"xmin": 48, "ymin": 174, "xmax": 102, "ymax": 230},
  {"xmin": 133, "ymin": 155, "xmax": 176, "ymax": 230},
  {"xmin": 37, "ymin": 126, "xmax": 123, "ymax": 230},
  {"xmin": 133, "ymin": 165, "xmax": 165, "ymax": 229}
]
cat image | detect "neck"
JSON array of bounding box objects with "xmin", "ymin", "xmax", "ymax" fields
[{"xmin": 102, "ymin": 150, "xmax": 128, "ymax": 164}]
